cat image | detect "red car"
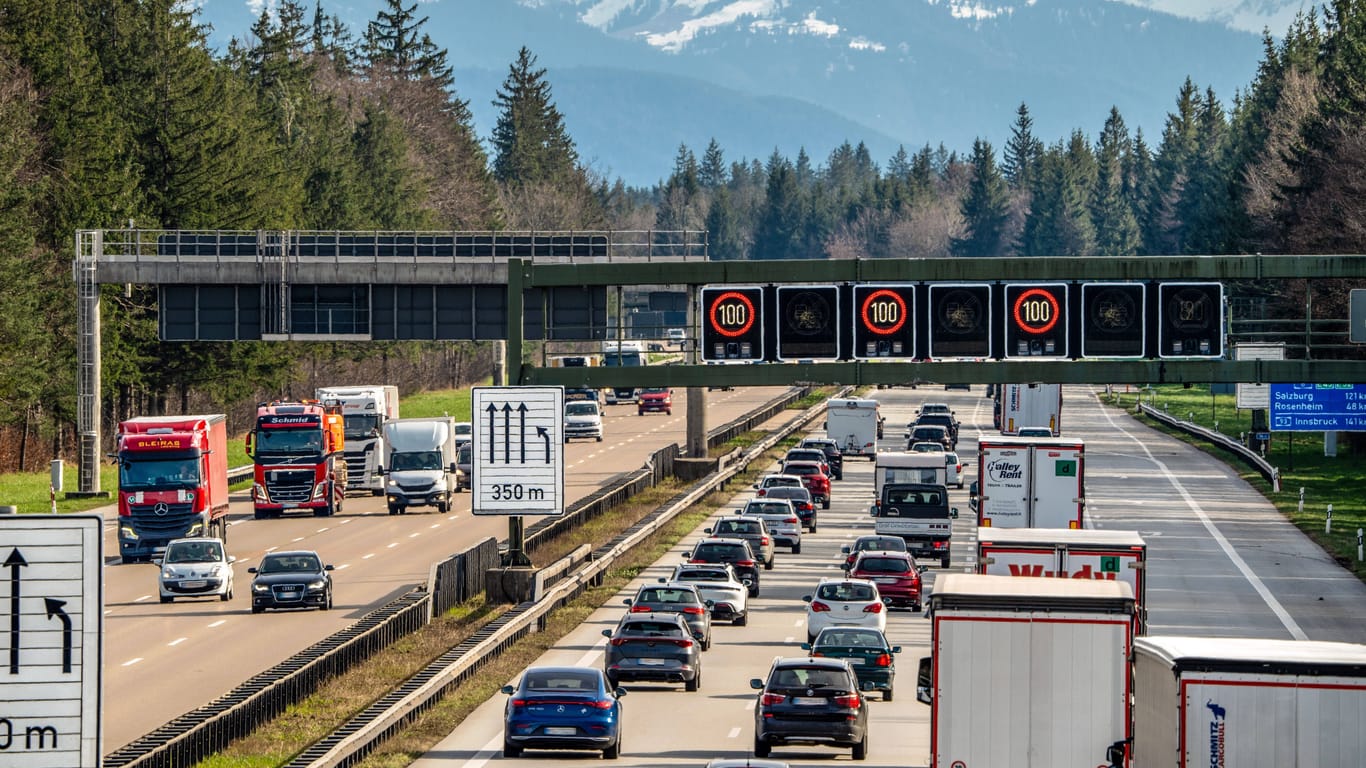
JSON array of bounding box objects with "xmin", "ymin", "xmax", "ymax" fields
[
  {"xmin": 637, "ymin": 387, "xmax": 673, "ymax": 415},
  {"xmin": 848, "ymin": 550, "xmax": 925, "ymax": 611},
  {"xmin": 781, "ymin": 461, "xmax": 831, "ymax": 510}
]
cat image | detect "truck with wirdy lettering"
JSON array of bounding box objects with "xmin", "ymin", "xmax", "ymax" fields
[
  {"xmin": 977, "ymin": 435, "xmax": 1085, "ymax": 529},
  {"xmin": 976, "ymin": 527, "xmax": 1148, "ymax": 632},
  {"xmin": 997, "ymin": 382, "xmax": 1063, "ymax": 435},
  {"xmin": 917, "ymin": 574, "xmax": 1136, "ymax": 768},
  {"xmin": 113, "ymin": 415, "xmax": 230, "ymax": 564},
  {"xmin": 315, "ymin": 385, "xmax": 399, "ymax": 495},
  {"xmin": 246, "ymin": 401, "xmax": 347, "ymax": 518}
]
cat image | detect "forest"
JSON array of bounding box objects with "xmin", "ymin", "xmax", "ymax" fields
[{"xmin": 0, "ymin": 0, "xmax": 1363, "ymax": 471}]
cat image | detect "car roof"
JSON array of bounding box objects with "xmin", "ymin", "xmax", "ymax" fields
[
  {"xmin": 642, "ymin": 581, "xmax": 702, "ymax": 593},
  {"xmin": 744, "ymin": 497, "xmax": 794, "ymax": 507},
  {"xmin": 817, "ymin": 576, "xmax": 877, "ymax": 587},
  {"xmin": 772, "ymin": 656, "xmax": 855, "ymax": 671},
  {"xmin": 853, "ymin": 550, "xmax": 913, "ymax": 561},
  {"xmin": 763, "ymin": 473, "xmax": 803, "ymax": 481},
  {"xmin": 855, "ymin": 534, "xmax": 904, "ymax": 544},
  {"xmin": 262, "ymin": 549, "xmax": 321, "ymax": 558},
  {"xmin": 697, "ymin": 537, "xmax": 750, "ymax": 547},
  {"xmin": 715, "ymin": 515, "xmax": 763, "ymax": 524},
  {"xmin": 765, "ymin": 486, "xmax": 811, "ymax": 497}
]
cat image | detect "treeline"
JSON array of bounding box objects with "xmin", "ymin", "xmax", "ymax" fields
[{"xmin": 0, "ymin": 0, "xmax": 1363, "ymax": 470}]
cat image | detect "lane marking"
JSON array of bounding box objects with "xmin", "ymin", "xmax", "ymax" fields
[
  {"xmin": 265, "ymin": 546, "xmax": 279, "ymax": 553},
  {"xmin": 461, "ymin": 733, "xmax": 504, "ymax": 768},
  {"xmin": 168, "ymin": 637, "xmax": 187, "ymax": 647},
  {"xmin": 409, "ymin": 533, "xmax": 421, "ymax": 539},
  {"xmin": 362, "ymin": 553, "xmax": 375, "ymax": 559},
  {"xmin": 337, "ymin": 563, "xmax": 351, "ymax": 570},
  {"xmin": 574, "ymin": 638, "xmax": 606, "ymax": 668},
  {"xmin": 292, "ymin": 537, "xmax": 304, "ymax": 543},
  {"xmin": 1089, "ymin": 390, "xmax": 1307, "ymax": 640},
  {"xmin": 728, "ymin": 727, "xmax": 741, "ymax": 739},
  {"xmin": 122, "ymin": 658, "xmax": 143, "ymax": 667},
  {"xmin": 387, "ymin": 542, "xmax": 399, "ymax": 548},
  {"xmin": 134, "ymin": 595, "xmax": 151, "ymax": 603},
  {"xmin": 340, "ymin": 519, "xmax": 353, "ymax": 525},
  {"xmin": 208, "ymin": 620, "xmax": 226, "ymax": 628},
  {"xmin": 316, "ymin": 527, "xmax": 329, "ymax": 533}
]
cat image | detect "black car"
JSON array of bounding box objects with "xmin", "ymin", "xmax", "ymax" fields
[
  {"xmin": 913, "ymin": 412, "xmax": 959, "ymax": 447},
  {"xmin": 601, "ymin": 612, "xmax": 703, "ymax": 691},
  {"xmin": 761, "ymin": 486, "xmax": 817, "ymax": 533},
  {"xmin": 750, "ymin": 657, "xmax": 870, "ymax": 760},
  {"xmin": 248, "ymin": 550, "xmax": 333, "ymax": 613},
  {"xmin": 686, "ymin": 538, "xmax": 761, "ymax": 597},
  {"xmin": 623, "ymin": 582, "xmax": 713, "ymax": 650},
  {"xmin": 798, "ymin": 438, "xmax": 844, "ymax": 480}
]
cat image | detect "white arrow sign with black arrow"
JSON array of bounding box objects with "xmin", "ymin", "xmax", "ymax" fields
[{"xmin": 471, "ymin": 386, "xmax": 565, "ymax": 516}]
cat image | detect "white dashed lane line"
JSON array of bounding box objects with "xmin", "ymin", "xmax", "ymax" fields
[
  {"xmin": 168, "ymin": 637, "xmax": 187, "ymax": 647},
  {"xmin": 122, "ymin": 658, "xmax": 143, "ymax": 667},
  {"xmin": 208, "ymin": 620, "xmax": 226, "ymax": 628},
  {"xmin": 362, "ymin": 553, "xmax": 375, "ymax": 560}
]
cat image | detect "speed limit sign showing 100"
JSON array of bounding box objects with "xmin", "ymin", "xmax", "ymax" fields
[
  {"xmin": 1005, "ymin": 283, "xmax": 1068, "ymax": 358},
  {"xmin": 852, "ymin": 284, "xmax": 915, "ymax": 359},
  {"xmin": 700, "ymin": 286, "xmax": 765, "ymax": 362}
]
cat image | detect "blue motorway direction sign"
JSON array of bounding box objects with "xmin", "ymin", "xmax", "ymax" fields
[{"xmin": 1269, "ymin": 384, "xmax": 1366, "ymax": 431}]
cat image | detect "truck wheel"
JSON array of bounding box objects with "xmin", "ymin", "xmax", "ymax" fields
[
  {"xmin": 160, "ymin": 595, "xmax": 172, "ymax": 604},
  {"xmin": 251, "ymin": 605, "xmax": 263, "ymax": 614},
  {"xmin": 596, "ymin": 435, "xmax": 603, "ymax": 442},
  {"xmin": 388, "ymin": 505, "xmax": 399, "ymax": 515},
  {"xmin": 941, "ymin": 555, "xmax": 951, "ymax": 569}
]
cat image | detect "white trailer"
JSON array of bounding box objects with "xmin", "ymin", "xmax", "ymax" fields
[
  {"xmin": 874, "ymin": 451, "xmax": 947, "ymax": 497},
  {"xmin": 977, "ymin": 435, "xmax": 1085, "ymax": 529},
  {"xmin": 917, "ymin": 574, "xmax": 1136, "ymax": 768},
  {"xmin": 1000, "ymin": 382, "xmax": 1062, "ymax": 435},
  {"xmin": 1126, "ymin": 636, "xmax": 1366, "ymax": 768},
  {"xmin": 826, "ymin": 398, "xmax": 881, "ymax": 458},
  {"xmin": 316, "ymin": 384, "xmax": 400, "ymax": 495},
  {"xmin": 976, "ymin": 527, "xmax": 1148, "ymax": 632}
]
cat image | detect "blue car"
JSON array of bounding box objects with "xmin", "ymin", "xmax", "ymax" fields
[{"xmin": 501, "ymin": 666, "xmax": 626, "ymax": 759}]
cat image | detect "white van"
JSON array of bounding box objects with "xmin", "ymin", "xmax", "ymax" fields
[
  {"xmin": 380, "ymin": 417, "xmax": 460, "ymax": 514},
  {"xmin": 564, "ymin": 400, "xmax": 604, "ymax": 442}
]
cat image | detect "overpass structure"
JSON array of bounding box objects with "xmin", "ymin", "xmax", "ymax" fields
[{"xmin": 75, "ymin": 228, "xmax": 1366, "ymax": 495}]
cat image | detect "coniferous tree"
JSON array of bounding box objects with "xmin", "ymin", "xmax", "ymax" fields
[
  {"xmin": 699, "ymin": 139, "xmax": 727, "ymax": 190},
  {"xmin": 1019, "ymin": 135, "xmax": 1097, "ymax": 256},
  {"xmin": 1177, "ymin": 88, "xmax": 1232, "ymax": 254},
  {"xmin": 1144, "ymin": 78, "xmax": 1202, "ymax": 254},
  {"xmin": 951, "ymin": 138, "xmax": 1011, "ymax": 257},
  {"xmin": 1002, "ymin": 102, "xmax": 1044, "ymax": 189},
  {"xmin": 705, "ymin": 187, "xmax": 746, "ymax": 260},
  {"xmin": 363, "ymin": 0, "xmax": 453, "ymax": 87},
  {"xmin": 1092, "ymin": 108, "xmax": 1142, "ymax": 256},
  {"xmin": 490, "ymin": 47, "xmax": 580, "ymax": 187},
  {"xmin": 753, "ymin": 152, "xmax": 805, "ymax": 260},
  {"xmin": 656, "ymin": 144, "xmax": 702, "ymax": 231}
]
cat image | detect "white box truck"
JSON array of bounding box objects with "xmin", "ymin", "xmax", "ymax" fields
[
  {"xmin": 380, "ymin": 416, "xmax": 459, "ymax": 514},
  {"xmin": 316, "ymin": 384, "xmax": 400, "ymax": 495},
  {"xmin": 1121, "ymin": 636, "xmax": 1366, "ymax": 768},
  {"xmin": 976, "ymin": 527, "xmax": 1148, "ymax": 632},
  {"xmin": 977, "ymin": 435, "xmax": 1085, "ymax": 529},
  {"xmin": 826, "ymin": 398, "xmax": 882, "ymax": 458},
  {"xmin": 916, "ymin": 573, "xmax": 1136, "ymax": 768},
  {"xmin": 874, "ymin": 451, "xmax": 947, "ymax": 497},
  {"xmin": 1000, "ymin": 382, "xmax": 1062, "ymax": 435}
]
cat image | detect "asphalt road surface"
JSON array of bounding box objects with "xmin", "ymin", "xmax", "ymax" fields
[{"xmin": 410, "ymin": 384, "xmax": 1366, "ymax": 768}]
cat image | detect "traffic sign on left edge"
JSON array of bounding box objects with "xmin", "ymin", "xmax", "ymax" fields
[
  {"xmin": 471, "ymin": 387, "xmax": 566, "ymax": 516},
  {"xmin": 0, "ymin": 514, "xmax": 102, "ymax": 768}
]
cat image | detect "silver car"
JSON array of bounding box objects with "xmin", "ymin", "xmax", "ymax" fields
[
  {"xmin": 666, "ymin": 563, "xmax": 750, "ymax": 625},
  {"xmin": 738, "ymin": 498, "xmax": 803, "ymax": 554},
  {"xmin": 158, "ymin": 537, "xmax": 234, "ymax": 603},
  {"xmin": 706, "ymin": 515, "xmax": 776, "ymax": 569}
]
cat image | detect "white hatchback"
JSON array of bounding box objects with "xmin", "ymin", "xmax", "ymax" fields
[
  {"xmin": 158, "ymin": 537, "xmax": 234, "ymax": 603},
  {"xmin": 802, "ymin": 577, "xmax": 886, "ymax": 644},
  {"xmin": 944, "ymin": 451, "xmax": 968, "ymax": 489}
]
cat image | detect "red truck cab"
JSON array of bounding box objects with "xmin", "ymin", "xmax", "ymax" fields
[{"xmin": 246, "ymin": 401, "xmax": 347, "ymax": 518}]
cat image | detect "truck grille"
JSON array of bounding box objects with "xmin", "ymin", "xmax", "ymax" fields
[
  {"xmin": 396, "ymin": 478, "xmax": 433, "ymax": 492},
  {"xmin": 266, "ymin": 470, "xmax": 316, "ymax": 503},
  {"xmin": 128, "ymin": 503, "xmax": 197, "ymax": 537}
]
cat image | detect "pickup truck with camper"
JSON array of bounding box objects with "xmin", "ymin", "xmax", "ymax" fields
[
  {"xmin": 869, "ymin": 482, "xmax": 957, "ymax": 568},
  {"xmin": 113, "ymin": 414, "xmax": 231, "ymax": 563},
  {"xmin": 315, "ymin": 384, "xmax": 399, "ymax": 496},
  {"xmin": 977, "ymin": 435, "xmax": 1085, "ymax": 529},
  {"xmin": 379, "ymin": 416, "xmax": 460, "ymax": 514},
  {"xmin": 917, "ymin": 574, "xmax": 1136, "ymax": 768}
]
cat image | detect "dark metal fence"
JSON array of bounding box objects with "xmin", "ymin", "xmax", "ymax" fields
[{"xmin": 428, "ymin": 536, "xmax": 501, "ymax": 617}]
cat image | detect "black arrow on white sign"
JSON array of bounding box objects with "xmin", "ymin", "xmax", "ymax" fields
[
  {"xmin": 44, "ymin": 598, "xmax": 73, "ymax": 673},
  {"xmin": 5, "ymin": 548, "xmax": 26, "ymax": 674},
  {"xmin": 501, "ymin": 403, "xmax": 512, "ymax": 464},
  {"xmin": 518, "ymin": 403, "xmax": 529, "ymax": 463},
  {"xmin": 485, "ymin": 402, "xmax": 498, "ymax": 462},
  {"xmin": 536, "ymin": 426, "xmax": 551, "ymax": 463}
]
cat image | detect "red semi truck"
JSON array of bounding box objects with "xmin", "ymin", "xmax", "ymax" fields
[
  {"xmin": 114, "ymin": 414, "xmax": 230, "ymax": 564},
  {"xmin": 246, "ymin": 400, "xmax": 347, "ymax": 518}
]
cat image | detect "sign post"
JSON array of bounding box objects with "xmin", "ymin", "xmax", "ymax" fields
[
  {"xmin": 471, "ymin": 386, "xmax": 565, "ymax": 567},
  {"xmin": 0, "ymin": 514, "xmax": 102, "ymax": 768}
]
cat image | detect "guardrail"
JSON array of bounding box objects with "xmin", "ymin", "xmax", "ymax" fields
[
  {"xmin": 1137, "ymin": 402, "xmax": 1280, "ymax": 491},
  {"xmin": 228, "ymin": 464, "xmax": 252, "ymax": 484},
  {"xmin": 105, "ymin": 387, "xmax": 827, "ymax": 768}
]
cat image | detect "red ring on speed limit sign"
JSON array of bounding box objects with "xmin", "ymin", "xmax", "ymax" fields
[
  {"xmin": 860, "ymin": 288, "xmax": 908, "ymax": 336},
  {"xmin": 1012, "ymin": 287, "xmax": 1060, "ymax": 335},
  {"xmin": 708, "ymin": 291, "xmax": 757, "ymax": 338}
]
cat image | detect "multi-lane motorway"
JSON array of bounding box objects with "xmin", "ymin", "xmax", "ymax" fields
[
  {"xmin": 409, "ymin": 384, "xmax": 1366, "ymax": 768},
  {"xmin": 99, "ymin": 386, "xmax": 791, "ymax": 750}
]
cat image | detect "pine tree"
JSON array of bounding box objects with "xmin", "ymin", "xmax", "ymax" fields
[
  {"xmin": 1092, "ymin": 108, "xmax": 1142, "ymax": 256},
  {"xmin": 1176, "ymin": 88, "xmax": 1232, "ymax": 254},
  {"xmin": 656, "ymin": 143, "xmax": 701, "ymax": 231},
  {"xmin": 704, "ymin": 187, "xmax": 746, "ymax": 260},
  {"xmin": 363, "ymin": 0, "xmax": 453, "ymax": 87},
  {"xmin": 951, "ymin": 138, "xmax": 1011, "ymax": 257},
  {"xmin": 490, "ymin": 47, "xmax": 580, "ymax": 187},
  {"xmin": 1019, "ymin": 135, "xmax": 1097, "ymax": 256},
  {"xmin": 1002, "ymin": 102, "xmax": 1044, "ymax": 189},
  {"xmin": 753, "ymin": 152, "xmax": 805, "ymax": 260},
  {"xmin": 1144, "ymin": 78, "xmax": 1202, "ymax": 254},
  {"xmin": 699, "ymin": 139, "xmax": 727, "ymax": 189}
]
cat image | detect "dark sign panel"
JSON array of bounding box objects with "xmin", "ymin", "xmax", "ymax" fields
[
  {"xmin": 928, "ymin": 283, "xmax": 992, "ymax": 359},
  {"xmin": 700, "ymin": 285, "xmax": 765, "ymax": 362},
  {"xmin": 1003, "ymin": 283, "xmax": 1068, "ymax": 358},
  {"xmin": 852, "ymin": 284, "xmax": 916, "ymax": 359},
  {"xmin": 1081, "ymin": 282, "xmax": 1146, "ymax": 358},
  {"xmin": 1158, "ymin": 282, "xmax": 1224, "ymax": 358},
  {"xmin": 777, "ymin": 285, "xmax": 840, "ymax": 360}
]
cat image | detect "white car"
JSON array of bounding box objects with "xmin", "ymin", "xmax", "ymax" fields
[
  {"xmin": 802, "ymin": 577, "xmax": 887, "ymax": 643},
  {"xmin": 753, "ymin": 474, "xmax": 804, "ymax": 497},
  {"xmin": 158, "ymin": 537, "xmax": 234, "ymax": 603},
  {"xmin": 909, "ymin": 441, "xmax": 946, "ymax": 454},
  {"xmin": 944, "ymin": 451, "xmax": 968, "ymax": 489},
  {"xmin": 667, "ymin": 563, "xmax": 750, "ymax": 625},
  {"xmin": 737, "ymin": 498, "xmax": 803, "ymax": 554}
]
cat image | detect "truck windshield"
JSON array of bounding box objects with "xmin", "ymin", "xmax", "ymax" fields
[
  {"xmin": 603, "ymin": 352, "xmax": 644, "ymax": 367},
  {"xmin": 256, "ymin": 427, "xmax": 323, "ymax": 457},
  {"xmin": 565, "ymin": 402, "xmax": 598, "ymax": 416},
  {"xmin": 390, "ymin": 451, "xmax": 442, "ymax": 471},
  {"xmin": 119, "ymin": 456, "xmax": 201, "ymax": 490},
  {"xmin": 341, "ymin": 414, "xmax": 379, "ymax": 440}
]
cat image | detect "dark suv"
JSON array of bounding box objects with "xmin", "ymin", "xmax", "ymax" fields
[
  {"xmin": 906, "ymin": 424, "xmax": 952, "ymax": 451},
  {"xmin": 686, "ymin": 538, "xmax": 761, "ymax": 597},
  {"xmin": 602, "ymin": 612, "xmax": 702, "ymax": 691},
  {"xmin": 799, "ymin": 438, "xmax": 844, "ymax": 480},
  {"xmin": 913, "ymin": 412, "xmax": 958, "ymax": 447},
  {"xmin": 750, "ymin": 657, "xmax": 869, "ymax": 760}
]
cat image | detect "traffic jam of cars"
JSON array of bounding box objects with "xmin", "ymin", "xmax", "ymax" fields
[{"xmin": 500, "ymin": 408, "xmax": 953, "ymax": 763}]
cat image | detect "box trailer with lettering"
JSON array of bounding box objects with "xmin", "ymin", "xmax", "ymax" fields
[
  {"xmin": 1120, "ymin": 635, "xmax": 1366, "ymax": 768},
  {"xmin": 977, "ymin": 435, "xmax": 1085, "ymax": 529},
  {"xmin": 976, "ymin": 527, "xmax": 1148, "ymax": 631},
  {"xmin": 999, "ymin": 382, "xmax": 1062, "ymax": 435},
  {"xmin": 916, "ymin": 574, "xmax": 1136, "ymax": 768}
]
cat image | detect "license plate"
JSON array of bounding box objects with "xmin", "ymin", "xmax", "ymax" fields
[
  {"xmin": 180, "ymin": 580, "xmax": 206, "ymax": 589},
  {"xmin": 283, "ymin": 504, "xmax": 298, "ymax": 509},
  {"xmin": 875, "ymin": 577, "xmax": 898, "ymax": 584},
  {"xmin": 638, "ymin": 658, "xmax": 665, "ymax": 666},
  {"xmin": 280, "ymin": 587, "xmax": 299, "ymax": 593},
  {"xmin": 794, "ymin": 697, "xmax": 826, "ymax": 706},
  {"xmin": 545, "ymin": 727, "xmax": 576, "ymax": 736}
]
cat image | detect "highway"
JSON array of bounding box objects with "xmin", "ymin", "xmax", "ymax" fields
[
  {"xmin": 99, "ymin": 386, "xmax": 792, "ymax": 751},
  {"xmin": 410, "ymin": 384, "xmax": 1366, "ymax": 768}
]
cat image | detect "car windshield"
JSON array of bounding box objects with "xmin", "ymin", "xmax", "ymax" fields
[
  {"xmin": 258, "ymin": 554, "xmax": 320, "ymax": 573},
  {"xmin": 714, "ymin": 520, "xmax": 759, "ymax": 535},
  {"xmin": 766, "ymin": 488, "xmax": 810, "ymax": 501},
  {"xmin": 763, "ymin": 476, "xmax": 801, "ymax": 487},
  {"xmin": 524, "ymin": 670, "xmax": 599, "ymax": 692},
  {"xmin": 390, "ymin": 450, "xmax": 442, "ymax": 471},
  {"xmin": 166, "ymin": 541, "xmax": 223, "ymax": 563},
  {"xmin": 858, "ymin": 538, "xmax": 906, "ymax": 552},
  {"xmin": 786, "ymin": 464, "xmax": 817, "ymax": 475},
  {"xmin": 565, "ymin": 402, "xmax": 598, "ymax": 416},
  {"xmin": 856, "ymin": 557, "xmax": 911, "ymax": 574},
  {"xmin": 694, "ymin": 543, "xmax": 745, "ymax": 560},
  {"xmin": 677, "ymin": 569, "xmax": 729, "ymax": 581},
  {"xmin": 817, "ymin": 583, "xmax": 876, "ymax": 602}
]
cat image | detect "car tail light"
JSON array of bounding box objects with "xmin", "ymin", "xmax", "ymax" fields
[
  {"xmin": 688, "ymin": 558, "xmax": 705, "ymax": 564},
  {"xmin": 863, "ymin": 603, "xmax": 883, "ymax": 614},
  {"xmin": 756, "ymin": 488, "xmax": 769, "ymax": 497},
  {"xmin": 810, "ymin": 651, "xmax": 825, "ymax": 657},
  {"xmin": 811, "ymin": 600, "xmax": 831, "ymax": 612},
  {"xmin": 609, "ymin": 637, "xmax": 628, "ymax": 646},
  {"xmin": 933, "ymin": 540, "xmax": 948, "ymax": 550},
  {"xmin": 511, "ymin": 698, "xmax": 529, "ymax": 708},
  {"xmin": 682, "ymin": 605, "xmax": 705, "ymax": 615},
  {"xmin": 630, "ymin": 605, "xmax": 651, "ymax": 612},
  {"xmin": 673, "ymin": 638, "xmax": 695, "ymax": 648},
  {"xmin": 874, "ymin": 653, "xmax": 892, "ymax": 667},
  {"xmin": 760, "ymin": 536, "xmax": 769, "ymax": 545},
  {"xmin": 760, "ymin": 692, "xmax": 786, "ymax": 706},
  {"xmin": 834, "ymin": 693, "xmax": 861, "ymax": 709},
  {"xmin": 736, "ymin": 559, "xmax": 755, "ymax": 567},
  {"xmin": 590, "ymin": 699, "xmax": 615, "ymax": 710},
  {"xmin": 785, "ymin": 517, "xmax": 800, "ymax": 524}
]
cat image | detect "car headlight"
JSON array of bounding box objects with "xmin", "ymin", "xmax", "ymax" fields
[
  {"xmin": 162, "ymin": 568, "xmax": 175, "ymax": 578},
  {"xmin": 253, "ymin": 583, "xmax": 270, "ymax": 593},
  {"xmin": 307, "ymin": 579, "xmax": 327, "ymax": 590},
  {"xmin": 120, "ymin": 526, "xmax": 137, "ymax": 540}
]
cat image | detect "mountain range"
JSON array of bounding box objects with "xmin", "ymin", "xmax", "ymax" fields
[{"xmin": 194, "ymin": 0, "xmax": 1303, "ymax": 185}]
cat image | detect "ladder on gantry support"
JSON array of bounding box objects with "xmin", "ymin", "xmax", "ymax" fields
[
  {"xmin": 260, "ymin": 230, "xmax": 290, "ymax": 338},
  {"xmin": 74, "ymin": 230, "xmax": 102, "ymax": 494}
]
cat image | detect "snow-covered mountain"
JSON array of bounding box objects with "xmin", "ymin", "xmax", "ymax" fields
[{"xmin": 196, "ymin": 0, "xmax": 1287, "ymax": 184}]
